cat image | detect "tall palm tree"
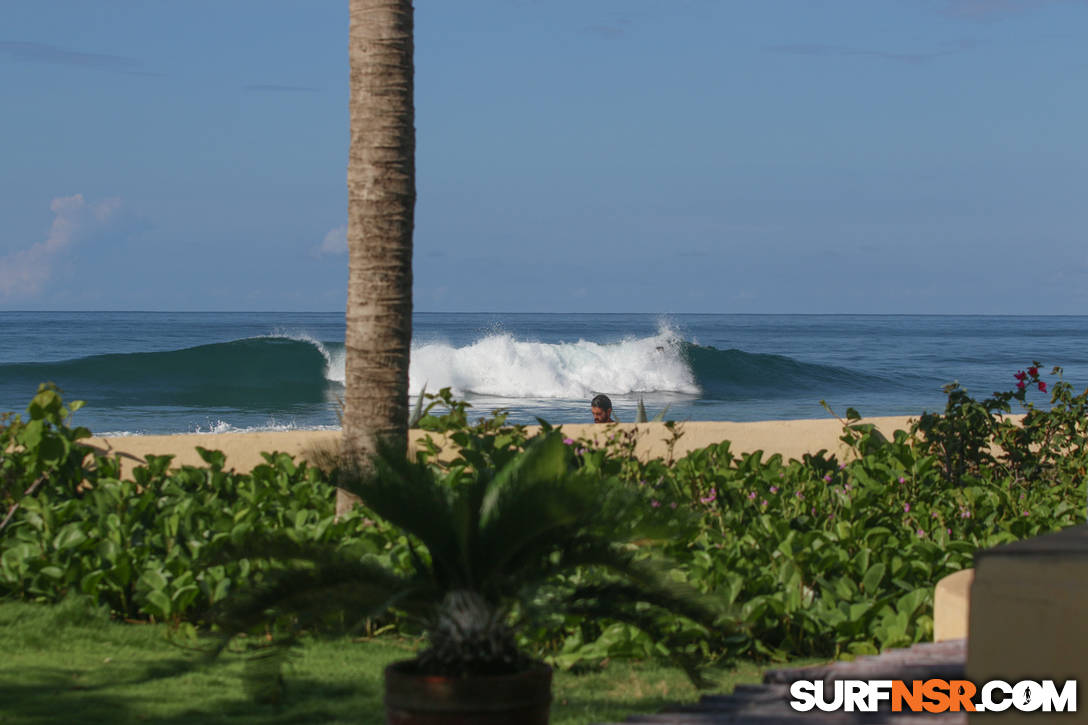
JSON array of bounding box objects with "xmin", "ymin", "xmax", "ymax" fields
[{"xmin": 340, "ymin": 0, "xmax": 416, "ymax": 516}]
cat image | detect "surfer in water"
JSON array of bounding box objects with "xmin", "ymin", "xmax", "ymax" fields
[{"xmin": 591, "ymin": 394, "xmax": 616, "ymax": 424}]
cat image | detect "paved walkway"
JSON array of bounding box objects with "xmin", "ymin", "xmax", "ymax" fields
[{"xmin": 602, "ymin": 640, "xmax": 968, "ymax": 724}]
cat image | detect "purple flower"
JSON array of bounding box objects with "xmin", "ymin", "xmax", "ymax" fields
[
  {"xmin": 839, "ymin": 463, "xmax": 847, "ymax": 470},
  {"xmin": 746, "ymin": 491, "xmax": 755, "ymax": 501},
  {"xmin": 576, "ymin": 448, "xmax": 586, "ymax": 455},
  {"xmin": 947, "ymin": 528, "xmax": 952, "ymax": 535},
  {"xmin": 897, "ymin": 477, "xmax": 906, "ymax": 484},
  {"xmin": 651, "ymin": 500, "xmax": 660, "ymax": 508},
  {"xmin": 917, "ymin": 529, "xmax": 925, "ymax": 537},
  {"xmin": 823, "ymin": 474, "xmax": 832, "ymax": 482},
  {"xmin": 761, "ymin": 499, "xmax": 768, "ymax": 507},
  {"xmin": 769, "ymin": 486, "xmax": 779, "ymax": 494},
  {"xmin": 843, "ymin": 483, "xmax": 851, "ymax": 492},
  {"xmin": 702, "ymin": 490, "xmax": 719, "ymax": 504},
  {"xmin": 903, "ymin": 503, "xmax": 910, "ymax": 513},
  {"xmin": 961, "ymin": 510, "xmax": 971, "ymax": 519},
  {"xmin": 1022, "ymin": 510, "xmax": 1030, "ymax": 517},
  {"xmin": 931, "ymin": 511, "xmax": 938, "ymax": 518},
  {"xmin": 563, "ymin": 438, "xmax": 574, "ymax": 445},
  {"xmin": 796, "ymin": 491, "xmax": 804, "ymax": 499},
  {"xmin": 670, "ymin": 502, "xmax": 678, "ymax": 509}
]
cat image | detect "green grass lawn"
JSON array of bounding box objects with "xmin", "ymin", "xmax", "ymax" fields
[{"xmin": 0, "ymin": 599, "xmax": 813, "ymax": 724}]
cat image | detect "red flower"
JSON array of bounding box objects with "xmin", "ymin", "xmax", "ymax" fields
[
  {"xmin": 1016, "ymin": 381, "xmax": 1026, "ymax": 390},
  {"xmin": 1014, "ymin": 371, "xmax": 1027, "ymax": 382},
  {"xmin": 1028, "ymin": 366, "xmax": 1039, "ymax": 377},
  {"xmin": 1038, "ymin": 381, "xmax": 1047, "ymax": 392}
]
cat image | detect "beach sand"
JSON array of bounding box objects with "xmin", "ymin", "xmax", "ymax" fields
[{"xmin": 85, "ymin": 415, "xmax": 918, "ymax": 475}]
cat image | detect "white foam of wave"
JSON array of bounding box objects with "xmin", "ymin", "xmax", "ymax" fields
[
  {"xmin": 262, "ymin": 325, "xmax": 698, "ymax": 399},
  {"xmin": 189, "ymin": 418, "xmax": 341, "ymax": 435},
  {"xmin": 407, "ymin": 326, "xmax": 700, "ymax": 399}
]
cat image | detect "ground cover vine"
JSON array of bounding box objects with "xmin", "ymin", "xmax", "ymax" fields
[{"xmin": 2, "ymin": 366, "xmax": 1085, "ymax": 672}]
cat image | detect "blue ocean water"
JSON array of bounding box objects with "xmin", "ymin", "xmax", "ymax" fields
[{"xmin": 1, "ymin": 312, "xmax": 1086, "ymax": 436}]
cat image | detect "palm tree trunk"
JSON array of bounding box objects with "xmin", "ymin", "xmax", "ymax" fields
[{"xmin": 340, "ymin": 0, "xmax": 415, "ymax": 516}]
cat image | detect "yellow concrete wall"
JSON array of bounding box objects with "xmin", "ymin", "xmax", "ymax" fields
[
  {"xmin": 967, "ymin": 527, "xmax": 1088, "ymax": 724},
  {"xmin": 934, "ymin": 568, "xmax": 973, "ymax": 642}
]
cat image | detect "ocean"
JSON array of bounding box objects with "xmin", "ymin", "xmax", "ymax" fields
[{"xmin": 1, "ymin": 312, "xmax": 1086, "ymax": 436}]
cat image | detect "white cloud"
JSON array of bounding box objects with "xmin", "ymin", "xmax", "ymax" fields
[
  {"xmin": 316, "ymin": 225, "xmax": 347, "ymax": 255},
  {"xmin": 0, "ymin": 194, "xmax": 121, "ymax": 299}
]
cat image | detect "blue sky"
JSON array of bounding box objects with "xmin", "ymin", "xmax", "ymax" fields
[{"xmin": 2, "ymin": 0, "xmax": 1086, "ymax": 314}]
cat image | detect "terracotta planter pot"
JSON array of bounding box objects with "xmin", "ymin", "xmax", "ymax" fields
[{"xmin": 384, "ymin": 660, "xmax": 552, "ymax": 725}]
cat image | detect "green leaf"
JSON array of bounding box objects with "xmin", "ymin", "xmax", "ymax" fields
[
  {"xmin": 861, "ymin": 563, "xmax": 885, "ymax": 593},
  {"xmin": 53, "ymin": 524, "xmax": 88, "ymax": 551},
  {"xmin": 146, "ymin": 590, "xmax": 172, "ymax": 619},
  {"xmin": 139, "ymin": 569, "xmax": 169, "ymax": 592},
  {"xmin": 197, "ymin": 447, "xmax": 226, "ymax": 469},
  {"xmin": 38, "ymin": 435, "xmax": 65, "ymax": 464},
  {"xmin": 18, "ymin": 419, "xmax": 44, "ymax": 450}
]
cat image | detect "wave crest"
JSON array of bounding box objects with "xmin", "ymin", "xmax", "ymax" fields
[{"xmin": 406, "ymin": 328, "xmax": 699, "ymax": 398}]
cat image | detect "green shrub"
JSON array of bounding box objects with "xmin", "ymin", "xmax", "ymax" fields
[{"xmin": 2, "ymin": 370, "xmax": 1085, "ymax": 669}]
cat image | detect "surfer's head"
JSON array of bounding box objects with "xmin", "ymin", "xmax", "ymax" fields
[{"xmin": 591, "ymin": 394, "xmax": 615, "ymax": 424}]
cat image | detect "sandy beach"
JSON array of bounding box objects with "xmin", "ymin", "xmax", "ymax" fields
[{"xmin": 85, "ymin": 415, "xmax": 919, "ymax": 475}]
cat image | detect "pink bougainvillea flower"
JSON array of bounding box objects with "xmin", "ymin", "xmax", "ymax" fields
[
  {"xmin": 1015, "ymin": 370, "xmax": 1028, "ymax": 381},
  {"xmin": 1028, "ymin": 366, "xmax": 1039, "ymax": 377},
  {"xmin": 1038, "ymin": 381, "xmax": 1048, "ymax": 392}
]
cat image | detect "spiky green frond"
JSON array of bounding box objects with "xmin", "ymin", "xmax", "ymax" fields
[
  {"xmin": 210, "ymin": 554, "xmax": 433, "ymax": 641},
  {"xmin": 213, "ymin": 429, "xmax": 725, "ymax": 680},
  {"xmin": 558, "ymin": 580, "xmax": 730, "ymax": 689},
  {"xmin": 333, "ymin": 445, "xmax": 467, "ymax": 589}
]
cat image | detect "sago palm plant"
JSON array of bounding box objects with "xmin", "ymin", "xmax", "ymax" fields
[{"xmin": 208, "ymin": 431, "xmax": 727, "ymax": 686}]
